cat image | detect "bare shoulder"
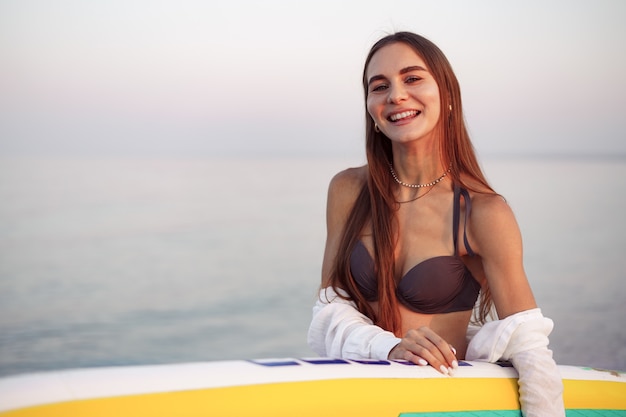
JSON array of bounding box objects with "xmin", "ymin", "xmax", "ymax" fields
[
  {"xmin": 329, "ymin": 165, "xmax": 367, "ymax": 189},
  {"xmin": 327, "ymin": 165, "xmax": 368, "ymax": 209},
  {"xmin": 321, "ymin": 166, "xmax": 367, "ymax": 285},
  {"xmin": 469, "ymin": 191, "xmax": 513, "ymax": 222},
  {"xmin": 325, "ymin": 165, "xmax": 367, "ymax": 236},
  {"xmin": 467, "ymin": 191, "xmax": 522, "ymax": 253},
  {"xmin": 459, "ymin": 176, "xmax": 512, "ymax": 222}
]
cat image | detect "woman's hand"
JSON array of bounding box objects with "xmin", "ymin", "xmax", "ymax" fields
[{"xmin": 388, "ymin": 326, "xmax": 458, "ymax": 375}]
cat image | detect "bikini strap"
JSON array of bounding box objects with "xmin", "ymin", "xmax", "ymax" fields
[{"xmin": 453, "ymin": 184, "xmax": 476, "ymax": 257}]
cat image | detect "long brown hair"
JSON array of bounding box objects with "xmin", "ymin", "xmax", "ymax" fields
[{"xmin": 329, "ymin": 32, "xmax": 495, "ymax": 335}]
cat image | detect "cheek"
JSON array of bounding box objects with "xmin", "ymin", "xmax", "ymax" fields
[
  {"xmin": 366, "ymin": 97, "xmax": 379, "ymax": 120},
  {"xmin": 423, "ymin": 85, "xmax": 441, "ymax": 105},
  {"xmin": 423, "ymin": 87, "xmax": 442, "ymax": 117},
  {"xmin": 430, "ymin": 101, "xmax": 442, "ymax": 120}
]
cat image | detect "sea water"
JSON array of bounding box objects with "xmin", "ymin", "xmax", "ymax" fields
[{"xmin": 0, "ymin": 154, "xmax": 624, "ymax": 377}]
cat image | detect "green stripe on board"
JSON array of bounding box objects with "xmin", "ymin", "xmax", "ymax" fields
[{"xmin": 399, "ymin": 410, "xmax": 626, "ymax": 417}]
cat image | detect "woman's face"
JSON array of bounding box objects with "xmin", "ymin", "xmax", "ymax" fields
[{"xmin": 366, "ymin": 42, "xmax": 442, "ymax": 146}]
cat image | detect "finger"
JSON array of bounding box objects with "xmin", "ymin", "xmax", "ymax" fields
[
  {"xmin": 449, "ymin": 345, "xmax": 459, "ymax": 369},
  {"xmin": 402, "ymin": 330, "xmax": 447, "ymax": 372},
  {"xmin": 420, "ymin": 329, "xmax": 458, "ymax": 370},
  {"xmin": 392, "ymin": 337, "xmax": 442, "ymax": 370},
  {"xmin": 404, "ymin": 351, "xmax": 428, "ymax": 366},
  {"xmin": 388, "ymin": 342, "xmax": 427, "ymax": 366},
  {"xmin": 404, "ymin": 339, "xmax": 450, "ymax": 375},
  {"xmin": 402, "ymin": 328, "xmax": 456, "ymax": 374},
  {"xmin": 390, "ymin": 339, "xmax": 430, "ymax": 367}
]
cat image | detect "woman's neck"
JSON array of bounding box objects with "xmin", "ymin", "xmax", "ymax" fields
[{"xmin": 390, "ymin": 142, "xmax": 445, "ymax": 187}]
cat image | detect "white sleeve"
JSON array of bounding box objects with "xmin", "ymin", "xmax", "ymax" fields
[
  {"xmin": 466, "ymin": 308, "xmax": 565, "ymax": 417},
  {"xmin": 307, "ymin": 287, "xmax": 401, "ymax": 360}
]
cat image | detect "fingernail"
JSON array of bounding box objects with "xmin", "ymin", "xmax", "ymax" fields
[
  {"xmin": 418, "ymin": 358, "xmax": 428, "ymax": 366},
  {"xmin": 450, "ymin": 346, "xmax": 457, "ymax": 355},
  {"xmin": 448, "ymin": 367, "xmax": 455, "ymax": 376},
  {"xmin": 452, "ymin": 360, "xmax": 459, "ymax": 369},
  {"xmin": 439, "ymin": 365, "xmax": 449, "ymax": 375}
]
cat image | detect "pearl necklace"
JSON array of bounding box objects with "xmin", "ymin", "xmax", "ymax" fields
[{"xmin": 389, "ymin": 164, "xmax": 451, "ymax": 188}]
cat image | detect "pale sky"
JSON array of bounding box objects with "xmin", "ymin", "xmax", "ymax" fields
[{"xmin": 1, "ymin": 0, "xmax": 625, "ymax": 157}]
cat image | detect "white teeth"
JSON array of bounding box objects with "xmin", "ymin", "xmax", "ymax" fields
[{"xmin": 389, "ymin": 110, "xmax": 418, "ymax": 121}]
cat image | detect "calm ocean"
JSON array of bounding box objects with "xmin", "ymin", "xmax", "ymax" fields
[{"xmin": 0, "ymin": 154, "xmax": 624, "ymax": 377}]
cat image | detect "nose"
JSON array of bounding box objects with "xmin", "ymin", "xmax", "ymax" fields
[{"xmin": 387, "ymin": 82, "xmax": 408, "ymax": 104}]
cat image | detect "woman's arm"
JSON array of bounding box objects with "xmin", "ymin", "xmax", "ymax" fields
[
  {"xmin": 319, "ymin": 168, "xmax": 362, "ymax": 288},
  {"xmin": 468, "ymin": 194, "xmax": 536, "ymax": 318},
  {"xmin": 307, "ymin": 286, "xmax": 401, "ymax": 359},
  {"xmin": 467, "ymin": 194, "xmax": 565, "ymax": 417}
]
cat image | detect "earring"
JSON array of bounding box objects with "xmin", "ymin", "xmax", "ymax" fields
[
  {"xmin": 449, "ymin": 104, "xmax": 453, "ymax": 111},
  {"xmin": 374, "ymin": 123, "xmax": 380, "ymax": 133}
]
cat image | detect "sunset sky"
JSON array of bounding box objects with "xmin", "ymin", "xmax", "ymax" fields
[{"xmin": 1, "ymin": 0, "xmax": 624, "ymax": 157}]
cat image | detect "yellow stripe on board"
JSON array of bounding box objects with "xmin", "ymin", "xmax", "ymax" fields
[
  {"xmin": 2, "ymin": 378, "xmax": 624, "ymax": 417},
  {"xmin": 563, "ymin": 379, "xmax": 626, "ymax": 409},
  {"xmin": 0, "ymin": 378, "xmax": 519, "ymax": 417}
]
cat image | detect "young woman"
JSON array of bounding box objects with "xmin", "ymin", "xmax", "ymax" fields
[{"xmin": 308, "ymin": 32, "xmax": 564, "ymax": 416}]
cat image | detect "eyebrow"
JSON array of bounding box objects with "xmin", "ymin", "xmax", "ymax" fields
[{"xmin": 368, "ymin": 65, "xmax": 428, "ymax": 86}]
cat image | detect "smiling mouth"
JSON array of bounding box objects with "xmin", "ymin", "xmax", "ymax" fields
[{"xmin": 388, "ymin": 110, "xmax": 421, "ymax": 122}]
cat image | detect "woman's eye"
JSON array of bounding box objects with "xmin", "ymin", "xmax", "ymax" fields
[
  {"xmin": 371, "ymin": 84, "xmax": 388, "ymax": 92},
  {"xmin": 406, "ymin": 76, "xmax": 421, "ymax": 83}
]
